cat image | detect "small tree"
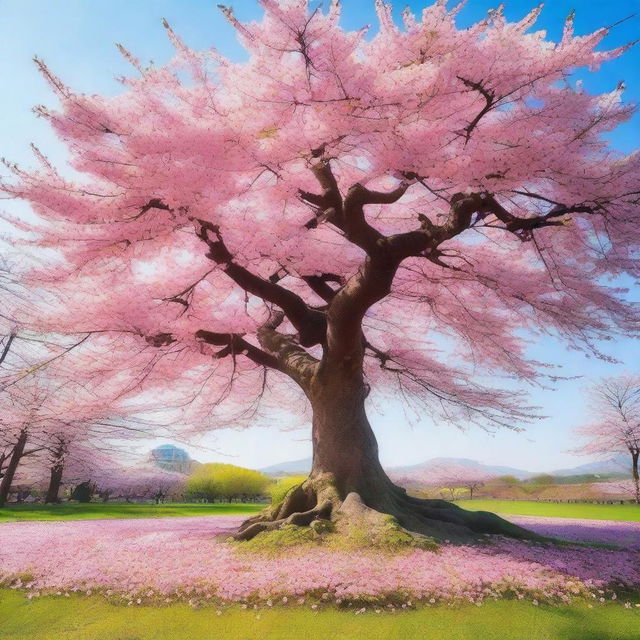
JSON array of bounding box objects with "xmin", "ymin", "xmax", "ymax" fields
[
  {"xmin": 575, "ymin": 376, "xmax": 640, "ymax": 504},
  {"xmin": 71, "ymin": 481, "xmax": 95, "ymax": 503},
  {"xmin": 267, "ymin": 475, "xmax": 308, "ymax": 505},
  {"xmin": 186, "ymin": 463, "xmax": 269, "ymax": 502},
  {"xmin": 497, "ymin": 475, "xmax": 520, "ymax": 487},
  {"xmin": 529, "ymin": 473, "xmax": 555, "ymax": 486},
  {"xmin": 422, "ymin": 463, "xmax": 496, "ymax": 500}
]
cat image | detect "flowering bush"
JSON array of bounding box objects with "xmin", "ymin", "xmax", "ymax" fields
[{"xmin": 0, "ymin": 515, "xmax": 638, "ymax": 607}]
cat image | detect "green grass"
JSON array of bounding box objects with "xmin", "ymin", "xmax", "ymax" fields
[
  {"xmin": 0, "ymin": 590, "xmax": 637, "ymax": 640},
  {"xmin": 454, "ymin": 499, "xmax": 640, "ymax": 521},
  {"xmin": 2, "ymin": 499, "xmax": 638, "ymax": 523},
  {"xmin": 0, "ymin": 502, "xmax": 263, "ymax": 522}
]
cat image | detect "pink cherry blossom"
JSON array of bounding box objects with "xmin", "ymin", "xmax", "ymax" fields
[{"xmin": 1, "ymin": 0, "xmax": 638, "ymax": 438}]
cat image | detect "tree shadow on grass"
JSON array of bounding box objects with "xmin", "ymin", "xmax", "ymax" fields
[{"xmin": 548, "ymin": 605, "xmax": 639, "ymax": 640}]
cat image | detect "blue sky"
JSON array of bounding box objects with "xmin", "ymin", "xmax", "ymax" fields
[{"xmin": 1, "ymin": 1, "xmax": 639, "ymax": 472}]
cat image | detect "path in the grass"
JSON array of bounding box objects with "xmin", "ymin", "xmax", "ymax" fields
[{"xmin": 0, "ymin": 515, "xmax": 638, "ymax": 605}]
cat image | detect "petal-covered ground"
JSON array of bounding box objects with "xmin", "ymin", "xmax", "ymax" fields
[
  {"xmin": 0, "ymin": 515, "xmax": 638, "ymax": 606},
  {"xmin": 509, "ymin": 515, "xmax": 640, "ymax": 549}
]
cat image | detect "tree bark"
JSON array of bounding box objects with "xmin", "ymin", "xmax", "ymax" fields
[
  {"xmin": 45, "ymin": 441, "xmax": 66, "ymax": 504},
  {"xmin": 0, "ymin": 429, "xmax": 27, "ymax": 508},
  {"xmin": 631, "ymin": 449, "xmax": 639, "ymax": 505},
  {"xmin": 45, "ymin": 462, "xmax": 64, "ymax": 504},
  {"xmin": 237, "ymin": 360, "xmax": 533, "ymax": 543},
  {"xmin": 309, "ymin": 371, "xmax": 391, "ymax": 505}
]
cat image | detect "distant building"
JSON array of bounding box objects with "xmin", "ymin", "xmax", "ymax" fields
[{"xmin": 148, "ymin": 444, "xmax": 195, "ymax": 473}]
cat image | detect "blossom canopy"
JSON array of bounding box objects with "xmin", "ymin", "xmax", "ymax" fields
[{"xmin": 3, "ymin": 0, "xmax": 640, "ymax": 432}]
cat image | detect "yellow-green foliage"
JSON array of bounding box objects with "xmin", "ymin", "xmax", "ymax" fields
[
  {"xmin": 330, "ymin": 515, "xmax": 439, "ymax": 553},
  {"xmin": 237, "ymin": 524, "xmax": 319, "ymax": 553},
  {"xmin": 267, "ymin": 475, "xmax": 307, "ymax": 505},
  {"xmin": 185, "ymin": 464, "xmax": 270, "ymax": 502},
  {"xmin": 237, "ymin": 517, "xmax": 437, "ymax": 554}
]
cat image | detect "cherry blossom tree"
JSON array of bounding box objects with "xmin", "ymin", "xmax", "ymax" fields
[
  {"xmin": 0, "ymin": 378, "xmax": 49, "ymax": 506},
  {"xmin": 3, "ymin": 1, "xmax": 640, "ymax": 540},
  {"xmin": 429, "ymin": 463, "xmax": 496, "ymax": 500},
  {"xmin": 575, "ymin": 376, "xmax": 640, "ymax": 504},
  {"xmin": 393, "ymin": 462, "xmax": 496, "ymax": 499},
  {"xmin": 92, "ymin": 462, "xmax": 186, "ymax": 504},
  {"xmin": 0, "ymin": 341, "xmax": 159, "ymax": 505}
]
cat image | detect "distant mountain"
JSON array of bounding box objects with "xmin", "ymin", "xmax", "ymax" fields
[
  {"xmin": 259, "ymin": 457, "xmax": 312, "ymax": 476},
  {"xmin": 552, "ymin": 453, "xmax": 630, "ymax": 477},
  {"xmin": 390, "ymin": 457, "xmax": 536, "ymax": 481},
  {"xmin": 257, "ymin": 453, "xmax": 633, "ymax": 480},
  {"xmin": 260, "ymin": 456, "xmax": 535, "ymax": 479}
]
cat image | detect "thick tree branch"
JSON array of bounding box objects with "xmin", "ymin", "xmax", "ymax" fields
[
  {"xmin": 194, "ymin": 218, "xmax": 326, "ymax": 346},
  {"xmin": 300, "ymin": 159, "xmax": 343, "ymax": 230},
  {"xmin": 324, "ymin": 253, "xmax": 398, "ymax": 363},
  {"xmin": 256, "ymin": 312, "xmax": 318, "ymax": 388},
  {"xmin": 145, "ymin": 328, "xmax": 287, "ymax": 374},
  {"xmin": 321, "ymin": 185, "xmax": 599, "ymax": 363},
  {"xmin": 383, "ymin": 192, "xmax": 486, "ymax": 259},
  {"xmin": 146, "ymin": 320, "xmax": 318, "ymax": 389},
  {"xmin": 301, "ymin": 273, "xmax": 342, "ymax": 302},
  {"xmin": 342, "ymin": 183, "xmax": 396, "ymax": 253},
  {"xmin": 385, "ymin": 190, "xmax": 596, "ymax": 260},
  {"xmin": 195, "ymin": 329, "xmax": 284, "ymax": 372},
  {"xmin": 480, "ymin": 194, "xmax": 595, "ymax": 240},
  {"xmin": 303, "ymin": 160, "xmax": 411, "ymax": 254}
]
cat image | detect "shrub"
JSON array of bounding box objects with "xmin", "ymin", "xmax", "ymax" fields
[
  {"xmin": 185, "ymin": 463, "xmax": 269, "ymax": 502},
  {"xmin": 267, "ymin": 475, "xmax": 307, "ymax": 505},
  {"xmin": 71, "ymin": 481, "xmax": 95, "ymax": 503}
]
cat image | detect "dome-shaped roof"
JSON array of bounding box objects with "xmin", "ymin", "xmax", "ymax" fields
[{"xmin": 151, "ymin": 445, "xmax": 190, "ymax": 461}]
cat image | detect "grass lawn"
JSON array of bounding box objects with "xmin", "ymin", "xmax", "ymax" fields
[
  {"xmin": 0, "ymin": 502, "xmax": 263, "ymax": 522},
  {"xmin": 455, "ymin": 499, "xmax": 640, "ymax": 522},
  {"xmin": 0, "ymin": 590, "xmax": 638, "ymax": 640},
  {"xmin": 2, "ymin": 499, "xmax": 638, "ymax": 523}
]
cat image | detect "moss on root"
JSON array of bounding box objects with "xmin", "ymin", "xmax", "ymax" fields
[
  {"xmin": 328, "ymin": 514, "xmax": 439, "ymax": 552},
  {"xmin": 232, "ymin": 515, "xmax": 438, "ymax": 554},
  {"xmin": 233, "ymin": 524, "xmax": 321, "ymax": 553},
  {"xmin": 234, "ymin": 479, "xmax": 537, "ymax": 548}
]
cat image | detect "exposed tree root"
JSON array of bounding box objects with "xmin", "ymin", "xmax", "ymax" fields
[{"xmin": 235, "ymin": 473, "xmax": 536, "ymax": 544}]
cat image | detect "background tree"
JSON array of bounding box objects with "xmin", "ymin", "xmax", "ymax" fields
[
  {"xmin": 0, "ymin": 379, "xmax": 52, "ymax": 506},
  {"xmin": 575, "ymin": 375, "xmax": 640, "ymax": 504},
  {"xmin": 267, "ymin": 475, "xmax": 309, "ymax": 506},
  {"xmin": 186, "ymin": 463, "xmax": 270, "ymax": 503},
  {"xmin": 401, "ymin": 462, "xmax": 496, "ymax": 500},
  {"xmin": 70, "ymin": 481, "xmax": 95, "ymax": 503},
  {"xmin": 440, "ymin": 465, "xmax": 496, "ymax": 501},
  {"xmin": 3, "ymin": 1, "xmax": 639, "ymax": 540}
]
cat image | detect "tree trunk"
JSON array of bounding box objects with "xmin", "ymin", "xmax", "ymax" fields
[
  {"xmin": 45, "ymin": 462, "xmax": 64, "ymax": 504},
  {"xmin": 631, "ymin": 449, "xmax": 639, "ymax": 505},
  {"xmin": 309, "ymin": 374, "xmax": 393, "ymax": 508},
  {"xmin": 237, "ymin": 363, "xmax": 533, "ymax": 543},
  {"xmin": 0, "ymin": 429, "xmax": 27, "ymax": 508},
  {"xmin": 45, "ymin": 441, "xmax": 66, "ymax": 504}
]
